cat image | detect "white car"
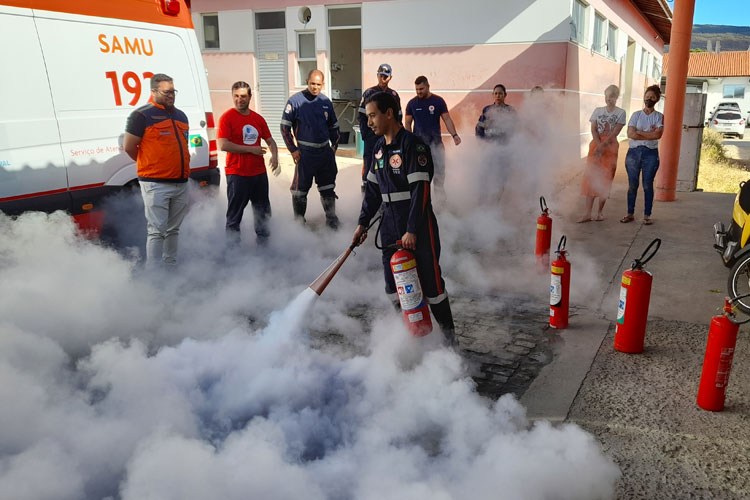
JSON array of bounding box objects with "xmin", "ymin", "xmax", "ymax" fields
[{"xmin": 709, "ymin": 110, "xmax": 745, "ymax": 139}]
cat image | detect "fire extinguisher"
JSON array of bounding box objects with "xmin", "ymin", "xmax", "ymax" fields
[
  {"xmin": 614, "ymin": 238, "xmax": 661, "ymax": 353},
  {"xmin": 535, "ymin": 196, "xmax": 552, "ymax": 274},
  {"xmin": 696, "ymin": 295, "xmax": 750, "ymax": 412},
  {"xmin": 390, "ymin": 243, "xmax": 433, "ymax": 337},
  {"xmin": 550, "ymin": 235, "xmax": 570, "ymax": 329}
]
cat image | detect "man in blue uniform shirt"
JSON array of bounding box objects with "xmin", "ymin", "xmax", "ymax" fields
[
  {"xmin": 357, "ymin": 63, "xmax": 401, "ymax": 192},
  {"xmin": 405, "ymin": 76, "xmax": 461, "ymax": 200},
  {"xmin": 281, "ymin": 69, "xmax": 341, "ymax": 229},
  {"xmin": 352, "ymin": 91, "xmax": 457, "ymax": 346}
]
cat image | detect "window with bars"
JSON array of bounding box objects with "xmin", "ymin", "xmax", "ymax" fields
[{"xmin": 640, "ymin": 48, "xmax": 649, "ymax": 74}]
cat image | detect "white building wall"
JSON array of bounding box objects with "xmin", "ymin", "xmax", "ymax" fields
[
  {"xmin": 361, "ymin": 0, "xmax": 570, "ymax": 49},
  {"xmin": 706, "ymin": 77, "xmax": 750, "ymax": 121},
  {"xmin": 192, "ymin": 10, "xmax": 255, "ymax": 52}
]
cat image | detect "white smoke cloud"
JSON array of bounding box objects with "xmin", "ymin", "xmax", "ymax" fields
[{"xmin": 1, "ymin": 121, "xmax": 619, "ymax": 499}]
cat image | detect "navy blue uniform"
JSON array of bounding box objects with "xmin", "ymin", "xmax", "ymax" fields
[
  {"xmin": 281, "ymin": 90, "xmax": 340, "ymax": 198},
  {"xmin": 358, "ymin": 86, "xmax": 401, "ymax": 188},
  {"xmin": 358, "ymin": 128, "xmax": 448, "ymax": 305},
  {"xmin": 406, "ymin": 94, "xmax": 449, "ymax": 193},
  {"xmin": 475, "ymin": 103, "xmax": 516, "ymax": 144}
]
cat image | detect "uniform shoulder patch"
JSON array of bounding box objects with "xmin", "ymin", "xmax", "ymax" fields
[
  {"xmin": 285, "ymin": 103, "xmax": 292, "ymax": 113},
  {"xmin": 416, "ymin": 144, "xmax": 427, "ymax": 153},
  {"xmin": 417, "ymin": 154, "xmax": 428, "ymax": 167}
]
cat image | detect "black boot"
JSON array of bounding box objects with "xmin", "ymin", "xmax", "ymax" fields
[
  {"xmin": 430, "ymin": 298, "xmax": 458, "ymax": 347},
  {"xmin": 292, "ymin": 194, "xmax": 307, "ymax": 224},
  {"xmin": 321, "ymin": 195, "xmax": 340, "ymax": 230}
]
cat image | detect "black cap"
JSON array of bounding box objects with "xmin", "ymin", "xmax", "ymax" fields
[{"xmin": 377, "ymin": 63, "xmax": 392, "ymax": 77}]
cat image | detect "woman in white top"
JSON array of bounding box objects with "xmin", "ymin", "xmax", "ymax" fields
[
  {"xmin": 621, "ymin": 85, "xmax": 664, "ymax": 225},
  {"xmin": 578, "ymin": 85, "xmax": 626, "ymax": 222}
]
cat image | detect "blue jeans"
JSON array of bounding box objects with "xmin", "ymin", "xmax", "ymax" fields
[{"xmin": 625, "ymin": 146, "xmax": 659, "ymax": 216}]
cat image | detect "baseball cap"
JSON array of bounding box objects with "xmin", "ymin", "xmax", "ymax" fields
[{"xmin": 377, "ymin": 63, "xmax": 392, "ymax": 77}]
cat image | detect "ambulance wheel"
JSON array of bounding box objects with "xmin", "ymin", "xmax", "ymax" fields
[{"xmin": 728, "ymin": 254, "xmax": 750, "ymax": 314}]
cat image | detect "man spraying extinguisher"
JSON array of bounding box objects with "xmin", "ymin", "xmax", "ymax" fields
[{"xmin": 351, "ymin": 91, "xmax": 457, "ymax": 347}]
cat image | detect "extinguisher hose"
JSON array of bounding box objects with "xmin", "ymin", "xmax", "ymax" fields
[
  {"xmin": 556, "ymin": 235, "xmax": 566, "ymax": 254},
  {"xmin": 351, "ymin": 215, "xmax": 383, "ymax": 252},
  {"xmin": 631, "ymin": 238, "xmax": 661, "ymax": 270},
  {"xmin": 540, "ymin": 196, "xmax": 548, "ymax": 215},
  {"xmin": 727, "ymin": 293, "xmax": 750, "ymax": 325}
]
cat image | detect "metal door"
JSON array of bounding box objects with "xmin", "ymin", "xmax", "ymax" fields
[
  {"xmin": 255, "ymin": 29, "xmax": 288, "ymax": 145},
  {"xmin": 677, "ymin": 92, "xmax": 707, "ymax": 192}
]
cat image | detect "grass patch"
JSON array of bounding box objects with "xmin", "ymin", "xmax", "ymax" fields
[{"xmin": 697, "ymin": 129, "xmax": 749, "ymax": 193}]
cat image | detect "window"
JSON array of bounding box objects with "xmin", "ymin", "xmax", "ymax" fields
[
  {"xmin": 640, "ymin": 48, "xmax": 649, "ymax": 73},
  {"xmin": 651, "ymin": 61, "xmax": 661, "ymax": 81},
  {"xmin": 328, "ymin": 7, "xmax": 361, "ymax": 27},
  {"xmin": 716, "ymin": 112, "xmax": 742, "ymax": 121},
  {"xmin": 607, "ymin": 23, "xmax": 617, "ymax": 59},
  {"xmin": 202, "ymin": 14, "xmax": 219, "ymax": 49},
  {"xmin": 297, "ymin": 32, "xmax": 317, "ymax": 86},
  {"xmin": 593, "ymin": 13, "xmax": 606, "ymax": 53},
  {"xmin": 571, "ymin": 0, "xmax": 588, "ymax": 44},
  {"xmin": 724, "ymin": 85, "xmax": 746, "ymax": 99},
  {"xmin": 255, "ymin": 11, "xmax": 285, "ymax": 29}
]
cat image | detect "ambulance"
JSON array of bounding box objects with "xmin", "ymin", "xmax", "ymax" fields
[{"xmin": 0, "ymin": 0, "xmax": 218, "ymax": 232}]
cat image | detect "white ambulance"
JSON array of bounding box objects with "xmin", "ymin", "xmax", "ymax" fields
[{"xmin": 0, "ymin": 0, "xmax": 218, "ymax": 232}]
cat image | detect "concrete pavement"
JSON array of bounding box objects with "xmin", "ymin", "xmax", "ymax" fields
[
  {"xmin": 281, "ymin": 142, "xmax": 749, "ymax": 497},
  {"xmin": 519, "ymin": 145, "xmax": 750, "ymax": 498}
]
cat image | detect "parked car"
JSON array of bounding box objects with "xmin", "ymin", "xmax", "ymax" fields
[{"xmin": 709, "ymin": 110, "xmax": 745, "ymax": 139}]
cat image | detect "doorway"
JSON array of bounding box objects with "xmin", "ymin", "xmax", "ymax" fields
[{"xmin": 328, "ymin": 6, "xmax": 361, "ymax": 151}]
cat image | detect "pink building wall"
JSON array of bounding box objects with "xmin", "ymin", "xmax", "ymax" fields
[{"xmin": 191, "ymin": 0, "xmax": 666, "ymax": 157}]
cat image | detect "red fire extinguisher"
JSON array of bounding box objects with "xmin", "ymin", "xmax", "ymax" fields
[
  {"xmin": 390, "ymin": 244, "xmax": 433, "ymax": 337},
  {"xmin": 614, "ymin": 238, "xmax": 661, "ymax": 353},
  {"xmin": 696, "ymin": 296, "xmax": 749, "ymax": 412},
  {"xmin": 550, "ymin": 235, "xmax": 570, "ymax": 329},
  {"xmin": 535, "ymin": 196, "xmax": 552, "ymax": 274}
]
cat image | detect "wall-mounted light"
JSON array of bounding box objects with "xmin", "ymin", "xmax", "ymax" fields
[{"xmin": 298, "ymin": 7, "xmax": 311, "ymax": 25}]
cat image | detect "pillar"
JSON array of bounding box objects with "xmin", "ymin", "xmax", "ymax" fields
[{"xmin": 655, "ymin": 0, "xmax": 696, "ymax": 201}]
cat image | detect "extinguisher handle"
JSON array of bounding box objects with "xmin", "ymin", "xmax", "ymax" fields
[
  {"xmin": 556, "ymin": 234, "xmax": 566, "ymax": 253},
  {"xmin": 726, "ymin": 293, "xmax": 750, "ymax": 324},
  {"xmin": 540, "ymin": 196, "xmax": 548, "ymax": 214},
  {"xmin": 631, "ymin": 238, "xmax": 661, "ymax": 270}
]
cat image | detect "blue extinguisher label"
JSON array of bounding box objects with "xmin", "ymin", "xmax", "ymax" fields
[{"xmin": 616, "ymin": 286, "xmax": 627, "ymax": 325}]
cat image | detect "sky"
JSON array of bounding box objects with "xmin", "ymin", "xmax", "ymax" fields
[{"xmin": 667, "ymin": 0, "xmax": 750, "ymax": 27}]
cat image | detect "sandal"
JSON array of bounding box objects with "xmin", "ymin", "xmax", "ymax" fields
[
  {"xmin": 643, "ymin": 217, "xmax": 653, "ymax": 225},
  {"xmin": 594, "ymin": 214, "xmax": 604, "ymax": 221},
  {"xmin": 620, "ymin": 215, "xmax": 634, "ymax": 223}
]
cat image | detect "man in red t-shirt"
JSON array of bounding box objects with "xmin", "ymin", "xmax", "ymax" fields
[{"xmin": 218, "ymin": 81, "xmax": 279, "ymax": 245}]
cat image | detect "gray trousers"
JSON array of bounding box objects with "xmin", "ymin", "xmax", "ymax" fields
[{"xmin": 139, "ymin": 180, "xmax": 189, "ymax": 265}]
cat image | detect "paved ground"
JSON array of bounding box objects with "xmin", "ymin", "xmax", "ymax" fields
[
  {"xmin": 286, "ymin": 143, "xmax": 750, "ymax": 498},
  {"xmin": 517, "ymin": 144, "xmax": 750, "ymax": 499}
]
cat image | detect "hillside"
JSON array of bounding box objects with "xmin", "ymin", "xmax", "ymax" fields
[{"xmin": 664, "ymin": 24, "xmax": 750, "ymax": 52}]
